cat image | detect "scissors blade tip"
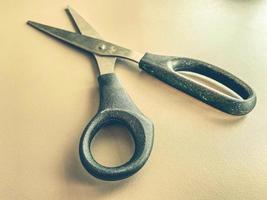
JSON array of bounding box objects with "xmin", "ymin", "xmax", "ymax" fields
[
  {"xmin": 27, "ymin": 20, "xmax": 43, "ymax": 30},
  {"xmin": 27, "ymin": 20, "xmax": 34, "ymax": 26},
  {"xmin": 27, "ymin": 20, "xmax": 76, "ymax": 45},
  {"xmin": 65, "ymin": 6, "xmax": 73, "ymax": 15},
  {"xmin": 66, "ymin": 5, "xmax": 74, "ymax": 12},
  {"xmin": 26, "ymin": 19, "xmax": 101, "ymax": 55},
  {"xmin": 65, "ymin": 7, "xmax": 102, "ymax": 38},
  {"xmin": 27, "ymin": 21, "xmax": 46, "ymax": 34}
]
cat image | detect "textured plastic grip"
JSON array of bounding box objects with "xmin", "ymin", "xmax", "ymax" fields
[
  {"xmin": 139, "ymin": 53, "xmax": 256, "ymax": 115},
  {"xmin": 79, "ymin": 73, "xmax": 154, "ymax": 181}
]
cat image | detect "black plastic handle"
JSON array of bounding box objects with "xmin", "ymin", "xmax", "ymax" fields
[
  {"xmin": 79, "ymin": 73, "xmax": 154, "ymax": 181},
  {"xmin": 139, "ymin": 53, "xmax": 256, "ymax": 115}
]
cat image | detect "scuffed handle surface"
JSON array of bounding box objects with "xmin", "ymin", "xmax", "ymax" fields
[
  {"xmin": 79, "ymin": 73, "xmax": 154, "ymax": 181},
  {"xmin": 139, "ymin": 53, "xmax": 256, "ymax": 115}
]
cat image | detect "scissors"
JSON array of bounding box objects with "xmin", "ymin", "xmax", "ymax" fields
[{"xmin": 27, "ymin": 7, "xmax": 256, "ymax": 181}]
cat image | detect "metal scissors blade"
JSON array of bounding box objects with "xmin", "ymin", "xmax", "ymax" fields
[
  {"xmin": 66, "ymin": 6, "xmax": 101, "ymax": 38},
  {"xmin": 66, "ymin": 6, "xmax": 116, "ymax": 75},
  {"xmin": 27, "ymin": 21, "xmax": 141, "ymax": 65}
]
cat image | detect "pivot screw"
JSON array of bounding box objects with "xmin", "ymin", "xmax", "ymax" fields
[{"xmin": 98, "ymin": 44, "xmax": 106, "ymax": 50}]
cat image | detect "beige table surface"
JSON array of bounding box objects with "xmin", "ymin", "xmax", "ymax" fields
[{"xmin": 1, "ymin": 0, "xmax": 267, "ymax": 199}]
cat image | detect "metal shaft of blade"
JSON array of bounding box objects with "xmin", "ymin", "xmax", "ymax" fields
[
  {"xmin": 66, "ymin": 6, "xmax": 115, "ymax": 75},
  {"xmin": 27, "ymin": 21, "xmax": 144, "ymax": 63}
]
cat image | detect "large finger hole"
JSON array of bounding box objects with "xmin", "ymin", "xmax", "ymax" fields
[
  {"xmin": 178, "ymin": 71, "xmax": 243, "ymax": 99},
  {"xmin": 90, "ymin": 123, "xmax": 135, "ymax": 167}
]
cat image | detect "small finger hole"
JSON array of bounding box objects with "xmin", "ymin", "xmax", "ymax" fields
[{"xmin": 91, "ymin": 123, "xmax": 135, "ymax": 167}]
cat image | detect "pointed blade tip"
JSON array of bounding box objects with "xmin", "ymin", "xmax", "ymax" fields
[
  {"xmin": 27, "ymin": 21, "xmax": 46, "ymax": 33},
  {"xmin": 66, "ymin": 5, "xmax": 74, "ymax": 13},
  {"xmin": 27, "ymin": 20, "xmax": 33, "ymax": 25},
  {"xmin": 27, "ymin": 20, "xmax": 40, "ymax": 28}
]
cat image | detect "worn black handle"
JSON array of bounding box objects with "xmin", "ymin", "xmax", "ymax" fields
[
  {"xmin": 139, "ymin": 53, "xmax": 256, "ymax": 115},
  {"xmin": 79, "ymin": 73, "xmax": 154, "ymax": 181}
]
